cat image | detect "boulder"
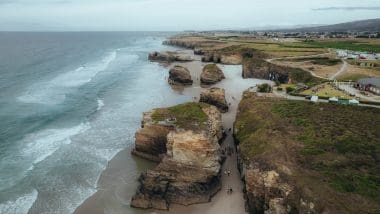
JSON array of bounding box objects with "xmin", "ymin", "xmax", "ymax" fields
[
  {"xmin": 131, "ymin": 103, "xmax": 224, "ymax": 210},
  {"xmin": 200, "ymin": 64, "xmax": 225, "ymax": 85},
  {"xmin": 168, "ymin": 66, "xmax": 193, "ymax": 86},
  {"xmin": 200, "ymin": 88, "xmax": 228, "ymax": 113}
]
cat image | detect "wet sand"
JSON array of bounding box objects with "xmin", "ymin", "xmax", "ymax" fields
[{"xmin": 75, "ymin": 49, "xmax": 272, "ymax": 214}]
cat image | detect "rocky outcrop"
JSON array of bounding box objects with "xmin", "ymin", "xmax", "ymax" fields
[
  {"xmin": 199, "ymin": 87, "xmax": 228, "ymax": 113},
  {"xmin": 200, "ymin": 64, "xmax": 225, "ymax": 85},
  {"xmin": 163, "ymin": 39, "xmax": 223, "ymax": 49},
  {"xmin": 242, "ymin": 58, "xmax": 290, "ymax": 83},
  {"xmin": 131, "ymin": 103, "xmax": 224, "ymax": 210},
  {"xmin": 148, "ymin": 51, "xmax": 192, "ymax": 63},
  {"xmin": 168, "ymin": 66, "xmax": 193, "ymax": 86},
  {"xmin": 202, "ymin": 53, "xmax": 242, "ymax": 65}
]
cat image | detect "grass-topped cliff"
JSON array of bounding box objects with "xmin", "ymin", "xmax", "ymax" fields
[
  {"xmin": 234, "ymin": 92, "xmax": 380, "ymax": 213},
  {"xmin": 151, "ymin": 102, "xmax": 208, "ymax": 130},
  {"xmin": 242, "ymin": 57, "xmax": 324, "ymax": 86}
]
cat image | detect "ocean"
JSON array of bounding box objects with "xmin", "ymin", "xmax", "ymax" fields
[{"xmin": 0, "ymin": 32, "xmax": 190, "ymax": 214}]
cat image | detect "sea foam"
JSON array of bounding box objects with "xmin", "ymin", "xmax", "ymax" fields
[
  {"xmin": 22, "ymin": 122, "xmax": 91, "ymax": 170},
  {"xmin": 17, "ymin": 51, "xmax": 117, "ymax": 104},
  {"xmin": 0, "ymin": 189, "xmax": 38, "ymax": 214}
]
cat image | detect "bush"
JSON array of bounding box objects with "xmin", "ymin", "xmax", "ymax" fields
[
  {"xmin": 258, "ymin": 83, "xmax": 272, "ymax": 93},
  {"xmin": 286, "ymin": 87, "xmax": 295, "ymax": 93},
  {"xmin": 277, "ymin": 87, "xmax": 283, "ymax": 91}
]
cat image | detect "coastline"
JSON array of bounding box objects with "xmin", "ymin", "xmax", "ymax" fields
[{"xmin": 75, "ymin": 43, "xmax": 272, "ymax": 214}]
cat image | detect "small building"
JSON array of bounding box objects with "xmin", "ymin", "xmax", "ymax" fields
[
  {"xmin": 328, "ymin": 97, "xmax": 339, "ymax": 103},
  {"xmin": 338, "ymin": 99, "xmax": 349, "ymax": 105},
  {"xmin": 349, "ymin": 99, "xmax": 360, "ymax": 105},
  {"xmin": 356, "ymin": 78, "xmax": 380, "ymax": 95},
  {"xmin": 310, "ymin": 96, "xmax": 319, "ymax": 103},
  {"xmin": 357, "ymin": 61, "xmax": 376, "ymax": 68}
]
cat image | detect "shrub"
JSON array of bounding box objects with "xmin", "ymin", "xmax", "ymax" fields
[
  {"xmin": 286, "ymin": 87, "xmax": 295, "ymax": 93},
  {"xmin": 258, "ymin": 83, "xmax": 271, "ymax": 93}
]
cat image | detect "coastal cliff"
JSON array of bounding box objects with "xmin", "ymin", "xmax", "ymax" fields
[
  {"xmin": 242, "ymin": 57, "xmax": 324, "ymax": 85},
  {"xmin": 242, "ymin": 58, "xmax": 290, "ymax": 82},
  {"xmin": 234, "ymin": 91, "xmax": 380, "ymax": 213},
  {"xmin": 148, "ymin": 51, "xmax": 192, "ymax": 63},
  {"xmin": 164, "ymin": 37, "xmax": 242, "ymax": 65},
  {"xmin": 131, "ymin": 102, "xmax": 224, "ymax": 210}
]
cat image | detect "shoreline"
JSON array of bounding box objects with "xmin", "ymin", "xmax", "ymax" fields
[{"xmin": 75, "ymin": 45, "xmax": 272, "ymax": 214}]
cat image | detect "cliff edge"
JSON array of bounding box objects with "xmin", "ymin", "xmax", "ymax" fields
[{"xmin": 131, "ymin": 102, "xmax": 224, "ymax": 210}]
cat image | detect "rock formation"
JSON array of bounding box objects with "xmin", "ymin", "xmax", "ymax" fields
[
  {"xmin": 131, "ymin": 102, "xmax": 224, "ymax": 210},
  {"xmin": 200, "ymin": 64, "xmax": 225, "ymax": 85},
  {"xmin": 163, "ymin": 39, "xmax": 223, "ymax": 49},
  {"xmin": 242, "ymin": 58, "xmax": 290, "ymax": 83},
  {"xmin": 202, "ymin": 53, "xmax": 242, "ymax": 65},
  {"xmin": 148, "ymin": 51, "xmax": 192, "ymax": 63},
  {"xmin": 168, "ymin": 66, "xmax": 193, "ymax": 86},
  {"xmin": 199, "ymin": 87, "xmax": 228, "ymax": 113}
]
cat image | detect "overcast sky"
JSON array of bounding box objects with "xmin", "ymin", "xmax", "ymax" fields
[{"xmin": 0, "ymin": 0, "xmax": 379, "ymax": 31}]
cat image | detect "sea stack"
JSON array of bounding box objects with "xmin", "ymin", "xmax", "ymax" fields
[
  {"xmin": 199, "ymin": 87, "xmax": 229, "ymax": 113},
  {"xmin": 200, "ymin": 64, "xmax": 225, "ymax": 85},
  {"xmin": 168, "ymin": 65, "xmax": 193, "ymax": 86},
  {"xmin": 131, "ymin": 102, "xmax": 223, "ymax": 210}
]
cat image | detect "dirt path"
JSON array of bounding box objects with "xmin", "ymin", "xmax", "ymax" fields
[
  {"xmin": 266, "ymin": 53, "xmax": 348, "ymax": 81},
  {"xmin": 330, "ymin": 60, "xmax": 347, "ymax": 80}
]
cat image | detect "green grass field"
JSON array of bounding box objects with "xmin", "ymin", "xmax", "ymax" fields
[{"xmin": 303, "ymin": 40, "xmax": 380, "ymax": 53}]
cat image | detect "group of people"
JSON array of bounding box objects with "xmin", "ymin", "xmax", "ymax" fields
[{"xmin": 226, "ymin": 187, "xmax": 233, "ymax": 195}]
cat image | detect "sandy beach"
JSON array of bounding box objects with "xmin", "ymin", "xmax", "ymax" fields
[{"xmin": 75, "ymin": 49, "xmax": 272, "ymax": 214}]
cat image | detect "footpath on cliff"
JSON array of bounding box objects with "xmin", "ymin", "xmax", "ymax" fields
[{"xmin": 155, "ymin": 50, "xmax": 272, "ymax": 214}]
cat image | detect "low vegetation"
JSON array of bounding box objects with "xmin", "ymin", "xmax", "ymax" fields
[
  {"xmin": 288, "ymin": 67, "xmax": 324, "ymax": 86},
  {"xmin": 235, "ymin": 94, "xmax": 380, "ymax": 212},
  {"xmin": 203, "ymin": 63, "xmax": 219, "ymax": 70},
  {"xmin": 300, "ymin": 83, "xmax": 352, "ymax": 99},
  {"xmin": 337, "ymin": 73, "xmax": 372, "ymax": 81},
  {"xmin": 288, "ymin": 57, "xmax": 342, "ymax": 66},
  {"xmin": 257, "ymin": 83, "xmax": 272, "ymax": 93},
  {"xmin": 303, "ymin": 40, "xmax": 380, "ymax": 53},
  {"xmin": 151, "ymin": 102, "xmax": 208, "ymax": 130}
]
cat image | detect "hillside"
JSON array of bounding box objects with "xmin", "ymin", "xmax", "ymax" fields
[
  {"xmin": 281, "ymin": 18, "xmax": 380, "ymax": 32},
  {"xmin": 234, "ymin": 92, "xmax": 380, "ymax": 213}
]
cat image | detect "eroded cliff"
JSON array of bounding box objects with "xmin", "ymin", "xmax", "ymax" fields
[{"xmin": 131, "ymin": 102, "xmax": 224, "ymax": 210}]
